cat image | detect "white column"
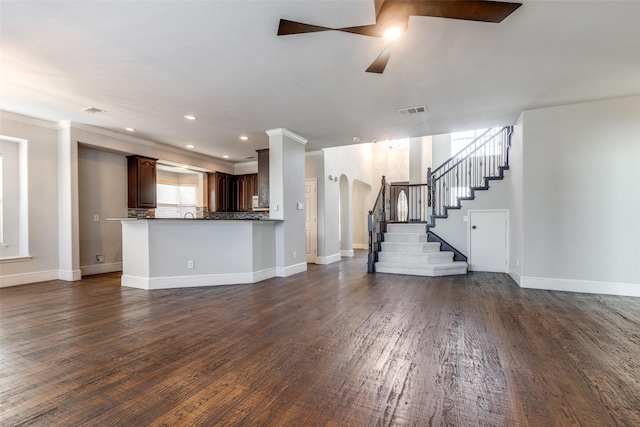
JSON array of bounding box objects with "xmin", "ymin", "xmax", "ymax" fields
[
  {"xmin": 266, "ymin": 128, "xmax": 308, "ymax": 277},
  {"xmin": 56, "ymin": 122, "xmax": 81, "ymax": 280}
]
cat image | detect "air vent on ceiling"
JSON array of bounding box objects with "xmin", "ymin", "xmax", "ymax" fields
[
  {"xmin": 82, "ymin": 106, "xmax": 107, "ymax": 114},
  {"xmin": 244, "ymin": 156, "xmax": 255, "ymax": 159},
  {"xmin": 397, "ymin": 105, "xmax": 427, "ymax": 116}
]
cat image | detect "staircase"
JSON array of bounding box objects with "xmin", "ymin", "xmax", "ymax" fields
[
  {"xmin": 367, "ymin": 126, "xmax": 513, "ymax": 277},
  {"xmin": 374, "ymin": 223, "xmax": 468, "ymax": 276}
]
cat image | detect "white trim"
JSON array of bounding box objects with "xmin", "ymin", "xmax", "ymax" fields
[
  {"xmin": 520, "ymin": 276, "xmax": 640, "ymax": 298},
  {"xmin": 0, "ymin": 255, "xmax": 33, "ymax": 263},
  {"xmin": 122, "ymin": 267, "xmax": 277, "ymax": 290},
  {"xmin": 353, "ymin": 243, "xmax": 368, "ymax": 250},
  {"xmin": 340, "ymin": 249, "xmax": 354, "ymax": 257},
  {"xmin": 58, "ymin": 269, "xmax": 82, "ymax": 281},
  {"xmin": 80, "ymin": 262, "xmax": 122, "ymax": 276},
  {"xmin": 508, "ymin": 268, "xmax": 522, "ymax": 286},
  {"xmin": 0, "ymin": 111, "xmax": 57, "ymax": 129},
  {"xmin": 275, "ymin": 262, "xmax": 307, "ymax": 277},
  {"xmin": 0, "ymin": 269, "xmax": 59, "ymax": 287},
  {"xmin": 316, "ymin": 253, "xmax": 341, "ymax": 265},
  {"xmin": 266, "ymin": 128, "xmax": 308, "ymax": 145}
]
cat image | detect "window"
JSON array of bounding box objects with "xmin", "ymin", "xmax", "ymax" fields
[
  {"xmin": 451, "ymin": 129, "xmax": 488, "ymax": 156},
  {"xmin": 0, "ymin": 154, "xmax": 3, "ymax": 244},
  {"xmin": 0, "ymin": 136, "xmax": 29, "ymax": 259},
  {"xmin": 156, "ymin": 183, "xmax": 197, "ymax": 218}
]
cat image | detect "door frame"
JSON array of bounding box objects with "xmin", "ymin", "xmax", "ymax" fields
[
  {"xmin": 305, "ymin": 178, "xmax": 318, "ymax": 263},
  {"xmin": 466, "ymin": 209, "xmax": 509, "ymax": 273}
]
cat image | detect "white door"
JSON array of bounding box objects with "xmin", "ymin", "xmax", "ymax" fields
[
  {"xmin": 305, "ymin": 179, "xmax": 318, "ymax": 263},
  {"xmin": 468, "ymin": 210, "xmax": 507, "ymax": 272}
]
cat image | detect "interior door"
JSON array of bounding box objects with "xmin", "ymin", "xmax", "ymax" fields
[
  {"xmin": 468, "ymin": 210, "xmax": 507, "ymax": 272},
  {"xmin": 305, "ymin": 179, "xmax": 318, "ymax": 263}
]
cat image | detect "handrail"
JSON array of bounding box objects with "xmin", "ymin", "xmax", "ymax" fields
[
  {"xmin": 367, "ymin": 176, "xmax": 389, "ymax": 272},
  {"xmin": 428, "ymin": 126, "xmax": 513, "ymax": 220},
  {"xmin": 433, "ymin": 127, "xmax": 509, "ymax": 178}
]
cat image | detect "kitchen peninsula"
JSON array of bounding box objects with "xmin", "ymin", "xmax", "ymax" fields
[{"xmin": 119, "ymin": 218, "xmax": 278, "ymax": 290}]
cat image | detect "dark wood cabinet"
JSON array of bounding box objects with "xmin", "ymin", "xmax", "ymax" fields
[
  {"xmin": 256, "ymin": 149, "xmax": 269, "ymax": 208},
  {"xmin": 208, "ymin": 172, "xmax": 233, "ymax": 212},
  {"xmin": 127, "ymin": 155, "xmax": 157, "ymax": 208},
  {"xmin": 208, "ymin": 172, "xmax": 257, "ymax": 212},
  {"xmin": 235, "ymin": 174, "xmax": 257, "ymax": 212}
]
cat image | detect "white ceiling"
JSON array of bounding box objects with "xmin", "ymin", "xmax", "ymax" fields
[{"xmin": 2, "ymin": 0, "xmax": 639, "ymax": 162}]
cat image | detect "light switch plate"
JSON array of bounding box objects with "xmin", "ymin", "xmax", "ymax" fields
[{"xmin": 297, "ymin": 202, "xmax": 304, "ymax": 210}]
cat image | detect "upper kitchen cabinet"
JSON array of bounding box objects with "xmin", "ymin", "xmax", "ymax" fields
[
  {"xmin": 235, "ymin": 174, "xmax": 257, "ymax": 212},
  {"xmin": 256, "ymin": 149, "xmax": 269, "ymax": 209},
  {"xmin": 127, "ymin": 155, "xmax": 157, "ymax": 208}
]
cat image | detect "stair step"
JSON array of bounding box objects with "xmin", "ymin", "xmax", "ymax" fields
[
  {"xmin": 380, "ymin": 241, "xmax": 441, "ymax": 253},
  {"xmin": 386, "ymin": 223, "xmax": 427, "ymax": 233},
  {"xmin": 384, "ymin": 233, "xmax": 429, "ymax": 243},
  {"xmin": 375, "ymin": 261, "xmax": 468, "ymax": 277},
  {"xmin": 378, "ymin": 251, "xmax": 453, "ymax": 264}
]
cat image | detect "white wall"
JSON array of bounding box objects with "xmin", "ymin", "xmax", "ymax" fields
[
  {"xmin": 519, "ymin": 95, "xmax": 640, "ymax": 294},
  {"xmin": 78, "ymin": 147, "xmax": 127, "ymax": 275},
  {"xmin": 507, "ymin": 114, "xmax": 524, "ymax": 283},
  {"xmin": 430, "ymin": 176, "xmax": 512, "ymax": 257},
  {"xmin": 352, "ymin": 180, "xmax": 372, "ymax": 249},
  {"xmin": 0, "ymin": 112, "xmax": 60, "ymax": 286},
  {"xmin": 268, "ymin": 129, "xmax": 307, "ymax": 276}
]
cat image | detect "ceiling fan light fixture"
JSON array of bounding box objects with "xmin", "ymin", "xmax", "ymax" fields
[{"xmin": 383, "ymin": 27, "xmax": 403, "ymax": 40}]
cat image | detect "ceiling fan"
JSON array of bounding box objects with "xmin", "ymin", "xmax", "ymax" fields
[{"xmin": 277, "ymin": 0, "xmax": 522, "ymax": 74}]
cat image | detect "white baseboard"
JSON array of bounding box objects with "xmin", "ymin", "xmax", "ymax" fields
[
  {"xmin": 122, "ymin": 267, "xmax": 276, "ymax": 290},
  {"xmin": 316, "ymin": 253, "xmax": 341, "ymax": 265},
  {"xmin": 275, "ymin": 262, "xmax": 307, "ymax": 277},
  {"xmin": 0, "ymin": 269, "xmax": 59, "ymax": 287},
  {"xmin": 508, "ymin": 268, "xmax": 521, "ymax": 286},
  {"xmin": 353, "ymin": 243, "xmax": 368, "ymax": 250},
  {"xmin": 520, "ymin": 276, "xmax": 640, "ymax": 297},
  {"xmin": 81, "ymin": 262, "xmax": 122, "ymax": 276},
  {"xmin": 58, "ymin": 269, "xmax": 82, "ymax": 281},
  {"xmin": 340, "ymin": 249, "xmax": 354, "ymax": 257}
]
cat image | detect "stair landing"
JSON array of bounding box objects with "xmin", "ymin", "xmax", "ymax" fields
[{"xmin": 375, "ymin": 223, "xmax": 467, "ymax": 277}]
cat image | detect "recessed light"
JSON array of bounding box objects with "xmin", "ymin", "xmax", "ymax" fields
[
  {"xmin": 223, "ymin": 155, "xmax": 230, "ymax": 159},
  {"xmin": 185, "ymin": 144, "xmax": 195, "ymax": 149},
  {"xmin": 184, "ymin": 115, "xmax": 198, "ymax": 120},
  {"xmin": 239, "ymin": 136, "xmax": 249, "ymax": 141},
  {"xmin": 124, "ymin": 127, "xmax": 136, "ymax": 132}
]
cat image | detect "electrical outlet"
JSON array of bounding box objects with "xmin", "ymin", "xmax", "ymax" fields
[
  {"xmin": 187, "ymin": 260, "xmax": 194, "ymax": 269},
  {"xmin": 293, "ymin": 251, "xmax": 296, "ymax": 259},
  {"xmin": 93, "ymin": 214, "xmax": 100, "ymax": 222},
  {"xmin": 95, "ymin": 254, "xmax": 104, "ymax": 263}
]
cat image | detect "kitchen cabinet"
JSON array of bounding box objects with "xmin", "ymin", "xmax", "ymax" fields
[
  {"xmin": 127, "ymin": 155, "xmax": 157, "ymax": 208},
  {"xmin": 235, "ymin": 174, "xmax": 257, "ymax": 212},
  {"xmin": 208, "ymin": 172, "xmax": 257, "ymax": 212},
  {"xmin": 208, "ymin": 172, "xmax": 233, "ymax": 212},
  {"xmin": 256, "ymin": 149, "xmax": 269, "ymax": 208}
]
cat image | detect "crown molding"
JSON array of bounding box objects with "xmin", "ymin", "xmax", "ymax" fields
[
  {"xmin": 0, "ymin": 110, "xmax": 57, "ymax": 129},
  {"xmin": 266, "ymin": 128, "xmax": 308, "ymax": 145}
]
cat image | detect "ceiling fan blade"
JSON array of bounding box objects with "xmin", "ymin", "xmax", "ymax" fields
[
  {"xmin": 366, "ymin": 46, "xmax": 392, "ymax": 74},
  {"xmin": 337, "ymin": 24, "xmax": 383, "ymax": 38},
  {"xmin": 277, "ymin": 19, "xmax": 333, "ymax": 35},
  {"xmin": 377, "ymin": 1, "xmax": 522, "ymax": 24}
]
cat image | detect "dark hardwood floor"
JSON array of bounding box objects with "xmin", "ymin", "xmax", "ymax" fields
[{"xmin": 2, "ymin": 251, "xmax": 640, "ymax": 426}]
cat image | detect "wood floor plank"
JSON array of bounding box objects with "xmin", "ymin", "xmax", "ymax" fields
[{"xmin": 1, "ymin": 251, "xmax": 640, "ymax": 426}]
